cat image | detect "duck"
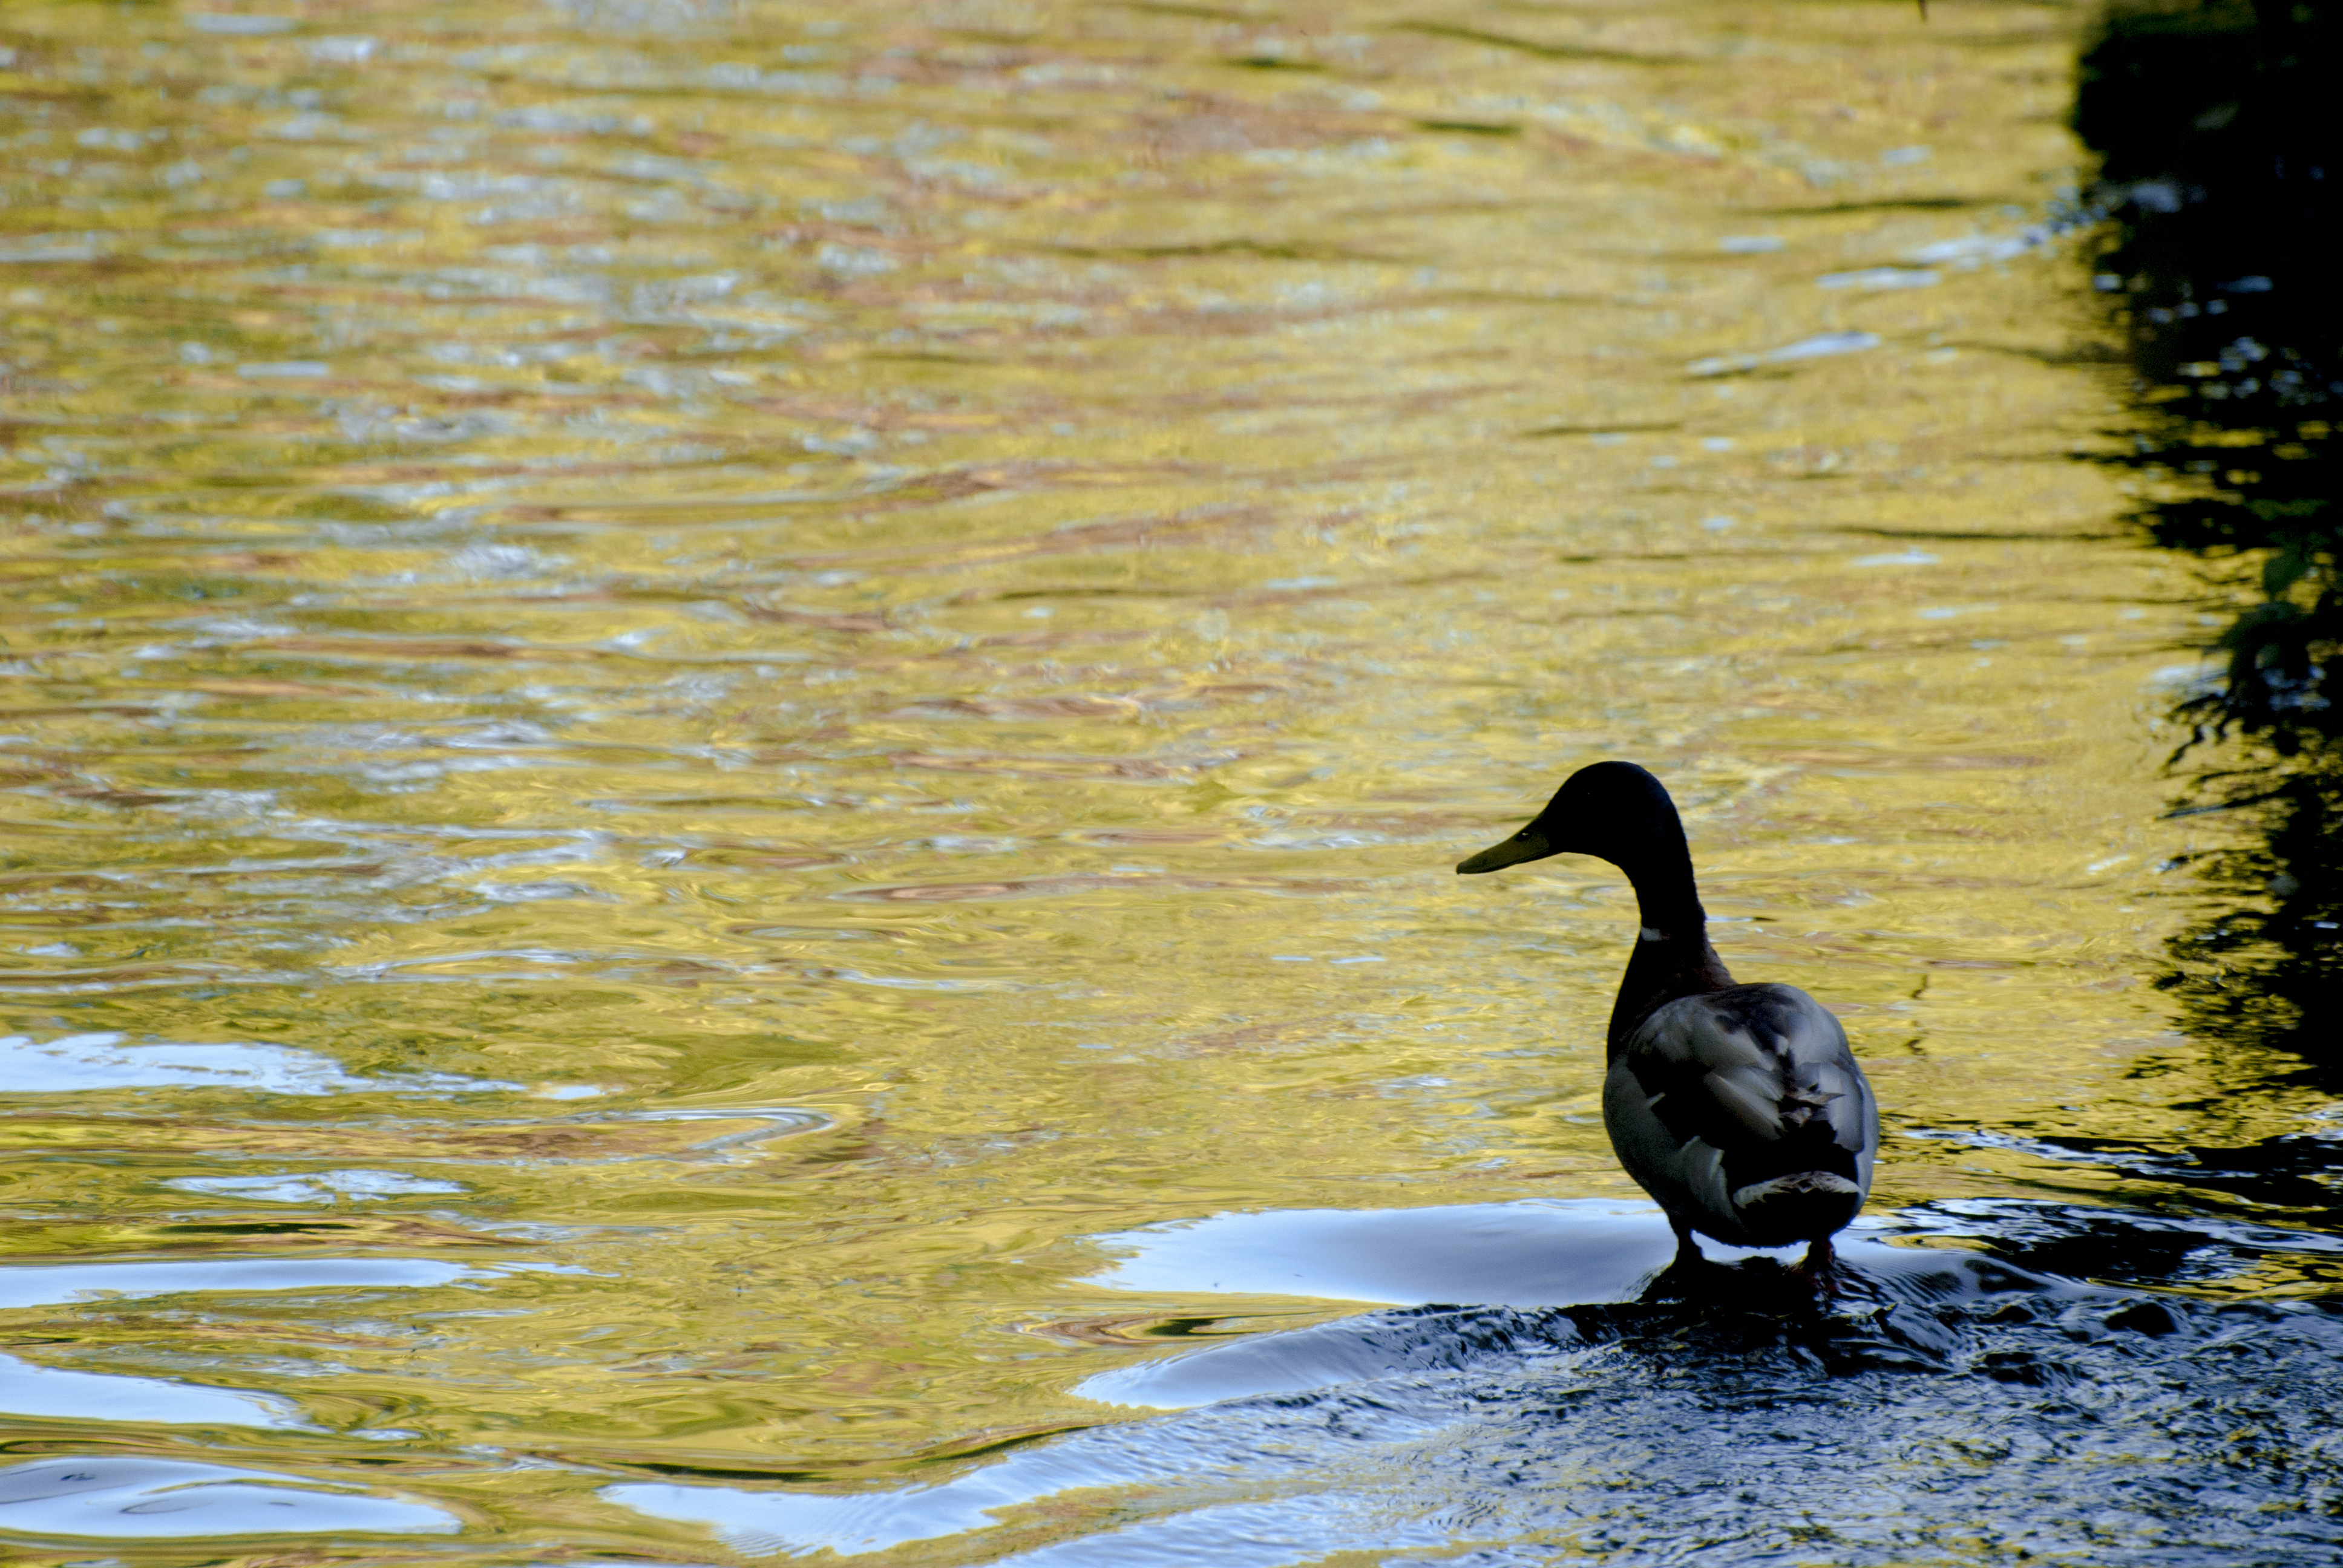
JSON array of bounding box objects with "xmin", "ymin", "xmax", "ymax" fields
[{"xmin": 1456, "ymin": 760, "xmax": 1878, "ymax": 1272}]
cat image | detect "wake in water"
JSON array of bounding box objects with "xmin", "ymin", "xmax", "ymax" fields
[{"xmin": 609, "ymin": 1203, "xmax": 2343, "ymax": 1566}]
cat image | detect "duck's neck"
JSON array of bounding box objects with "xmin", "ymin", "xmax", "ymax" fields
[{"xmin": 1604, "ymin": 848, "xmax": 1734, "ymax": 1057}]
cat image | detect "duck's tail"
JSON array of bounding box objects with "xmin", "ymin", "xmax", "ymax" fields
[{"xmin": 1730, "ymin": 1170, "xmax": 1863, "ymax": 1243}]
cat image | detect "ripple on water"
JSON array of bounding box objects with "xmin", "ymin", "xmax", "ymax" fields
[
  {"xmin": 0, "ymin": 1257, "xmax": 511, "ymax": 1436},
  {"xmin": 605, "ymin": 1201, "xmax": 2343, "ymax": 1564}
]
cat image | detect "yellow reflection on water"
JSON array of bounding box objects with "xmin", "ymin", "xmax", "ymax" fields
[{"xmin": 0, "ymin": 0, "xmax": 2303, "ymax": 1558}]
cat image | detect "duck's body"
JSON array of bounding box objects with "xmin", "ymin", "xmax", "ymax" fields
[
  {"xmin": 1604, "ymin": 981, "xmax": 1875, "ymax": 1252},
  {"xmin": 1458, "ymin": 762, "xmax": 1878, "ymax": 1267}
]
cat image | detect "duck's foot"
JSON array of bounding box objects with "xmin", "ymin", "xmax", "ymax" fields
[
  {"xmin": 1672, "ymin": 1220, "xmax": 1706, "ymax": 1271},
  {"xmin": 1637, "ymin": 1221, "xmax": 1720, "ymax": 1302},
  {"xmin": 1793, "ymin": 1235, "xmax": 1846, "ymax": 1294}
]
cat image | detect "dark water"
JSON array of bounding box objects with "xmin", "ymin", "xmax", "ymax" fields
[
  {"xmin": 4, "ymin": 0, "xmax": 2343, "ymax": 1563},
  {"xmin": 2079, "ymin": 0, "xmax": 2343, "ymax": 1099}
]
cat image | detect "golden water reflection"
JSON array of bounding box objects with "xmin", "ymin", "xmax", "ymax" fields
[{"xmin": 0, "ymin": 0, "xmax": 2306, "ymax": 1560}]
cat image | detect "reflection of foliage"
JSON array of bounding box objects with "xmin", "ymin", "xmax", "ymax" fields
[
  {"xmin": 2159, "ymin": 771, "xmax": 2343, "ymax": 1067},
  {"xmin": 2075, "ymin": 0, "xmax": 2342, "ymax": 1066},
  {"xmin": 2077, "ymin": 0, "xmax": 2339, "ymax": 751}
]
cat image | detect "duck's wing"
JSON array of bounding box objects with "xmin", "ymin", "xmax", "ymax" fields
[{"xmin": 1606, "ymin": 983, "xmax": 1876, "ymax": 1241}]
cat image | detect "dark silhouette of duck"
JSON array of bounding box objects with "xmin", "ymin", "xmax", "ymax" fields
[{"xmin": 1458, "ymin": 761, "xmax": 1878, "ymax": 1272}]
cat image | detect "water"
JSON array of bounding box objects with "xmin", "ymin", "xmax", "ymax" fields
[
  {"xmin": 3, "ymin": 0, "xmax": 2338, "ymax": 1562},
  {"xmin": 2075, "ymin": 0, "xmax": 2343, "ymax": 1089}
]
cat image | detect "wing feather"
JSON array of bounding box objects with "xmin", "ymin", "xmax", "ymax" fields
[{"xmin": 1607, "ymin": 982, "xmax": 1878, "ymax": 1245}]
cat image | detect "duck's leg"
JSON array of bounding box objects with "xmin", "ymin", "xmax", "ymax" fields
[
  {"xmin": 1797, "ymin": 1234, "xmax": 1843, "ymax": 1292},
  {"xmin": 1638, "ymin": 1216, "xmax": 1711, "ymax": 1302}
]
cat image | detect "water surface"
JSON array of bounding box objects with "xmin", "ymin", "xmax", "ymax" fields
[{"xmin": 3, "ymin": 1, "xmax": 2330, "ymax": 1562}]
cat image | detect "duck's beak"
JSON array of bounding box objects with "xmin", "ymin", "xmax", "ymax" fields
[{"xmin": 1456, "ymin": 826, "xmax": 1561, "ymax": 875}]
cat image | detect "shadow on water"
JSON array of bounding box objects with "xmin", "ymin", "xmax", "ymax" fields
[{"xmin": 2076, "ymin": 2, "xmax": 2343, "ymax": 1091}]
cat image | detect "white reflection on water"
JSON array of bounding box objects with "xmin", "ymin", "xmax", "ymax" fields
[
  {"xmin": 0, "ymin": 1354, "xmax": 307, "ymax": 1429},
  {"xmin": 0, "ymin": 1457, "xmax": 457, "ymax": 1539},
  {"xmin": 1080, "ymin": 1198, "xmax": 1681, "ymax": 1307},
  {"xmin": 165, "ymin": 1169, "xmax": 468, "ymax": 1203},
  {"xmin": 0, "ymin": 1255, "xmax": 485, "ymax": 1310},
  {"xmin": 1686, "ymin": 328, "xmax": 1882, "ymax": 376},
  {"xmin": 0, "ymin": 1033, "xmax": 523, "ymax": 1096},
  {"xmin": 613, "ymin": 1469, "xmax": 1051, "ymax": 1561},
  {"xmin": 1816, "ymin": 267, "xmax": 1941, "ymax": 290}
]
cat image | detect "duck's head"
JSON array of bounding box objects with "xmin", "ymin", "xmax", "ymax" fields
[{"xmin": 1455, "ymin": 760, "xmax": 1683, "ymax": 876}]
